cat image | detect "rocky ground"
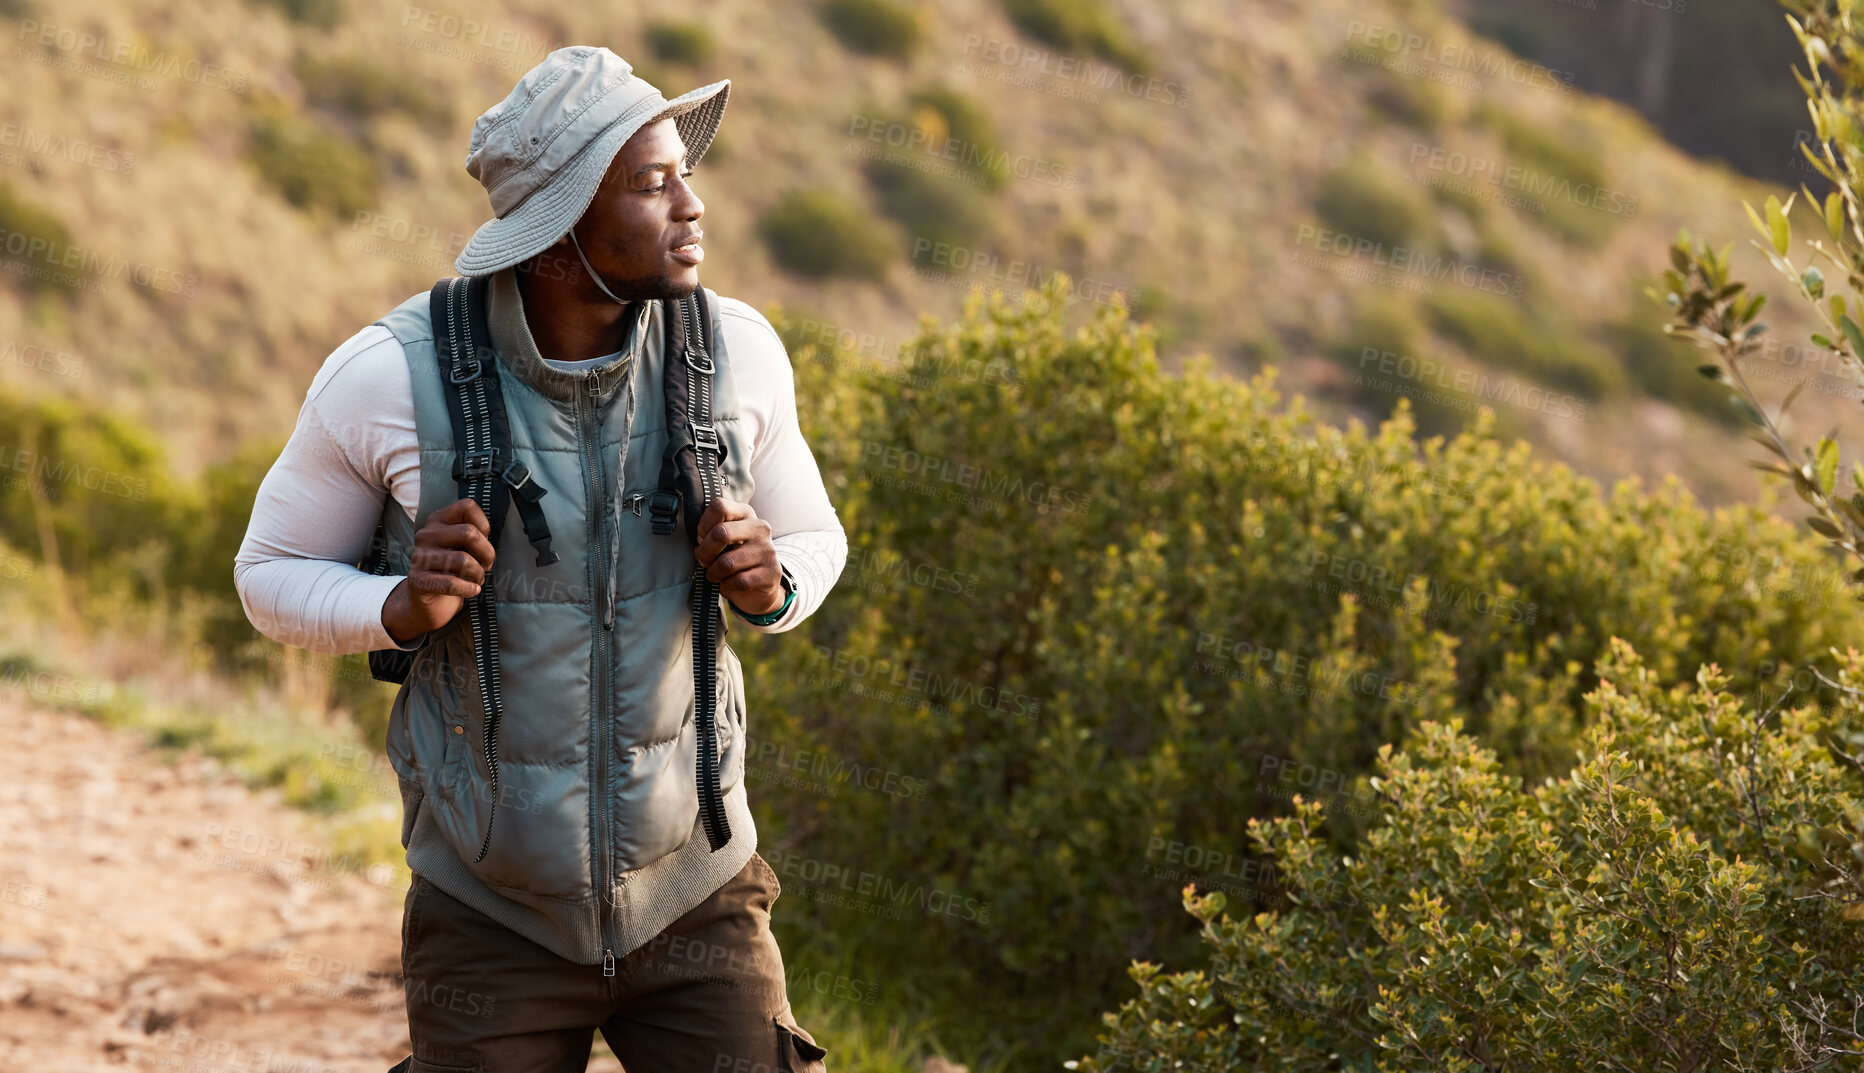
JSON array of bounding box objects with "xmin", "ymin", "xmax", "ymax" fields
[{"xmin": 0, "ymin": 696, "xmax": 423, "ymax": 1071}]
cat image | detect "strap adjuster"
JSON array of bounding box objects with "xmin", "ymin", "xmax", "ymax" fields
[
  {"xmin": 685, "ymin": 348, "xmax": 715, "ymax": 374},
  {"xmin": 453, "ymin": 449, "xmax": 497, "ymax": 481},
  {"xmin": 447, "ymin": 359, "xmax": 483, "ymax": 384},
  {"xmin": 496, "ymin": 457, "xmax": 532, "ymax": 489},
  {"xmin": 690, "ymin": 423, "xmax": 719, "ymax": 453}
]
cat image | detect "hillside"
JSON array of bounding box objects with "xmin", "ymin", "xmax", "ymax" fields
[{"xmin": 0, "ymin": 0, "xmax": 1842, "ymax": 513}]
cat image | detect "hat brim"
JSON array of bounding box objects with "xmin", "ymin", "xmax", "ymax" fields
[{"xmin": 454, "ymin": 78, "xmax": 729, "ymax": 278}]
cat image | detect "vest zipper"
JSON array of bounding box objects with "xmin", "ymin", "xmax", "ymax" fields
[{"xmin": 580, "ymin": 370, "xmax": 615, "ymax": 964}]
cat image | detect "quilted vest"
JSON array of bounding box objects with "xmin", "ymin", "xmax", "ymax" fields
[{"xmin": 370, "ymin": 269, "xmax": 759, "ymax": 962}]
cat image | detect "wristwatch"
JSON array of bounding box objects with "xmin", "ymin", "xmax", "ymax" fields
[{"xmin": 731, "ymin": 564, "xmax": 796, "ymax": 626}]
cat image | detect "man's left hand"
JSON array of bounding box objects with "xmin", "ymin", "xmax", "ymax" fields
[{"xmin": 695, "ymin": 498, "xmax": 786, "ymax": 615}]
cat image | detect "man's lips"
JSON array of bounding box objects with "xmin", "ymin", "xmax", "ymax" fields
[{"xmin": 671, "ymin": 235, "xmax": 703, "ymax": 265}]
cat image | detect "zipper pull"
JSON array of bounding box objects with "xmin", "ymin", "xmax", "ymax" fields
[
  {"xmin": 602, "ymin": 948, "xmax": 615, "ymax": 977},
  {"xmin": 625, "ymin": 492, "xmax": 646, "ymax": 517}
]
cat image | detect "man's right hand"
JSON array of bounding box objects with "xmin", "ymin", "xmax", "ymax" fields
[{"xmin": 382, "ymin": 498, "xmax": 497, "ymax": 644}]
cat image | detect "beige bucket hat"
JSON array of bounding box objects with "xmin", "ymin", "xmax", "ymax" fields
[{"xmin": 454, "ymin": 45, "xmax": 728, "ymax": 277}]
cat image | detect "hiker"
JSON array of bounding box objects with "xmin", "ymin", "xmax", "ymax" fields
[{"xmin": 233, "ymin": 45, "xmax": 844, "ymax": 1072}]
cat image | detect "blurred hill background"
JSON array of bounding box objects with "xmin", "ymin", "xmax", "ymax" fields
[
  {"xmin": 3, "ymin": 0, "xmax": 1862, "ymax": 1071},
  {"xmin": 0, "ymin": 0, "xmax": 1847, "ymax": 505}
]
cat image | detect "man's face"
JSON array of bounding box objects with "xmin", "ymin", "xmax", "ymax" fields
[{"xmin": 554, "ymin": 118, "xmax": 705, "ymax": 301}]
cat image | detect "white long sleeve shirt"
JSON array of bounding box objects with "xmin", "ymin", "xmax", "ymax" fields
[{"xmin": 234, "ymin": 295, "xmax": 847, "ymax": 656}]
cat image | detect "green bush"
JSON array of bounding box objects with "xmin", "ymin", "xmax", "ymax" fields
[
  {"xmin": 1000, "ymin": 0, "xmax": 1148, "ymax": 74},
  {"xmin": 757, "ymin": 190, "xmax": 895, "ymax": 279},
  {"xmin": 1078, "ymin": 642, "xmax": 1864, "ymax": 1071},
  {"xmin": 1604, "ymin": 311, "xmax": 1745, "ymax": 428},
  {"xmin": 246, "ymin": 107, "xmax": 379, "ymax": 218},
  {"xmin": 743, "ymin": 280, "xmax": 1860, "ymax": 1070},
  {"xmin": 644, "ymin": 19, "xmax": 718, "ymax": 67},
  {"xmin": 1425, "ymin": 289, "xmax": 1626, "ymax": 399},
  {"xmin": 864, "ymin": 158, "xmax": 996, "ymax": 255},
  {"xmin": 0, "ymin": 182, "xmax": 82, "ymax": 293},
  {"xmin": 819, "ymin": 0, "xmax": 922, "ymax": 59},
  {"xmin": 905, "ymin": 86, "xmax": 1010, "ymax": 189},
  {"xmin": 245, "ymin": 0, "xmax": 343, "ymax": 30},
  {"xmin": 1315, "ymin": 157, "xmax": 1437, "ymax": 252},
  {"xmin": 295, "ymin": 53, "xmax": 452, "ymax": 132}
]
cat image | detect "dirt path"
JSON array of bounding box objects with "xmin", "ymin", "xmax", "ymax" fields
[{"xmin": 0, "ymin": 696, "xmax": 417, "ymax": 1072}]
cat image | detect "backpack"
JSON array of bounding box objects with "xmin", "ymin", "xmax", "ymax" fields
[{"xmin": 356, "ymin": 275, "xmax": 734, "ymax": 855}]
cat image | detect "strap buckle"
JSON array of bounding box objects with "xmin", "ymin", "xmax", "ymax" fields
[
  {"xmin": 453, "ymin": 449, "xmax": 497, "ymax": 481},
  {"xmin": 690, "ymin": 423, "xmax": 719, "ymax": 453},
  {"xmin": 685, "ymin": 348, "xmax": 715, "ymax": 374},
  {"xmin": 496, "ymin": 457, "xmax": 532, "ymax": 489},
  {"xmin": 447, "ymin": 358, "xmax": 483, "ymax": 384},
  {"xmin": 648, "ymin": 489, "xmax": 681, "ymax": 535}
]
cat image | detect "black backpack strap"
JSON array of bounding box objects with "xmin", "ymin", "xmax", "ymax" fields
[
  {"xmin": 431, "ymin": 273, "xmax": 559, "ymax": 865},
  {"xmin": 651, "ymin": 289, "xmax": 731, "ymax": 852}
]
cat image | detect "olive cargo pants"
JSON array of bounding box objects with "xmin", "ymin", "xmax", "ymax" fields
[{"xmin": 387, "ymin": 852, "xmax": 829, "ymax": 1073}]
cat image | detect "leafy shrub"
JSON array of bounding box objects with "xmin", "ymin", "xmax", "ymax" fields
[
  {"xmin": 895, "ymin": 86, "xmax": 1013, "ymax": 190},
  {"xmin": 245, "ymin": 0, "xmax": 343, "ymax": 30},
  {"xmin": 1314, "ymin": 156, "xmax": 1437, "ymax": 251},
  {"xmin": 743, "ymin": 280, "xmax": 1861, "ymax": 1070},
  {"xmin": 1078, "ymin": 642, "xmax": 1864, "ymax": 1072},
  {"xmin": 757, "ymin": 190, "xmax": 895, "ymax": 279},
  {"xmin": 1425, "ymin": 289, "xmax": 1626, "ymax": 398},
  {"xmin": 246, "ymin": 107, "xmax": 379, "ymax": 218},
  {"xmin": 864, "ymin": 158, "xmax": 996, "ymax": 255},
  {"xmin": 295, "ymin": 53, "xmax": 452, "ymax": 132},
  {"xmin": 644, "ymin": 19, "xmax": 718, "ymax": 67},
  {"xmin": 1604, "ymin": 311, "xmax": 1745, "ymax": 428},
  {"xmin": 0, "ymin": 182, "xmax": 82, "ymax": 293},
  {"xmin": 1366, "ymin": 69, "xmax": 1446, "ymax": 132},
  {"xmin": 819, "ymin": 0, "xmax": 922, "ymax": 59},
  {"xmin": 1000, "ymin": 0, "xmax": 1148, "ymax": 74}
]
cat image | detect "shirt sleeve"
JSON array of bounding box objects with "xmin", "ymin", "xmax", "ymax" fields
[
  {"xmin": 232, "ymin": 325, "xmax": 427, "ymax": 655},
  {"xmin": 715, "ymin": 298, "xmax": 848, "ymax": 634}
]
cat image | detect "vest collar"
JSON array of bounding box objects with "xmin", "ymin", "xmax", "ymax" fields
[{"xmin": 487, "ymin": 267, "xmax": 650, "ymax": 404}]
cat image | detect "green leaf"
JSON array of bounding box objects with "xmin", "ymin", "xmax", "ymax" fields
[
  {"xmin": 1839, "ymin": 313, "xmax": 1864, "ymax": 359},
  {"xmin": 1767, "ymin": 194, "xmax": 1792, "ymax": 255},
  {"xmin": 1803, "ymin": 267, "xmax": 1825, "ymax": 300},
  {"xmin": 1813, "ymin": 333, "xmax": 1837, "ymax": 349},
  {"xmin": 1809, "ymin": 516, "xmax": 1843, "ymax": 539},
  {"xmin": 1816, "ymin": 436, "xmax": 1840, "ymax": 498},
  {"xmin": 1827, "ymin": 191, "xmax": 1846, "ymax": 240}
]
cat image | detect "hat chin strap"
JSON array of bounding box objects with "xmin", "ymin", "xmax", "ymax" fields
[{"xmin": 567, "ymin": 225, "xmax": 632, "ymax": 306}]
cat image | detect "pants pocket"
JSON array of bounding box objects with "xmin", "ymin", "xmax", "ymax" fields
[{"xmin": 775, "ymin": 1015, "xmax": 828, "ymax": 1072}]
